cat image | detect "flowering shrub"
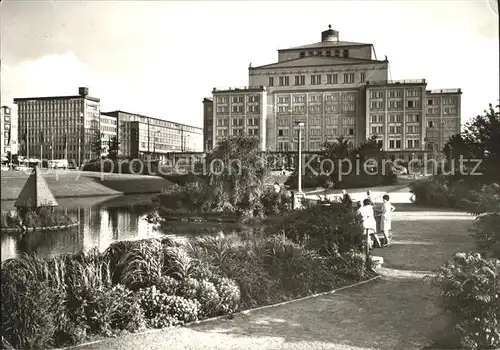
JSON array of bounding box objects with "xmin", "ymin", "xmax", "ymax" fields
[
  {"xmin": 426, "ymin": 253, "xmax": 500, "ymax": 349},
  {"xmin": 178, "ymin": 278, "xmax": 200, "ymax": 300},
  {"xmin": 136, "ymin": 287, "xmax": 200, "ymax": 328},
  {"xmin": 213, "ymin": 277, "xmax": 241, "ymax": 314},
  {"xmin": 156, "ymin": 275, "xmax": 179, "ymax": 295},
  {"xmin": 166, "ymin": 295, "xmax": 201, "ymax": 325},
  {"xmin": 197, "ymin": 280, "xmax": 220, "ymax": 317}
]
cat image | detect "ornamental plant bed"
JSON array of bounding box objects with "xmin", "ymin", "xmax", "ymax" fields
[{"xmin": 2, "ymin": 214, "xmax": 370, "ymax": 349}]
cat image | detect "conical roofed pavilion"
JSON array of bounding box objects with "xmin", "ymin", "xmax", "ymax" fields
[{"xmin": 14, "ymin": 167, "xmax": 58, "ymax": 208}]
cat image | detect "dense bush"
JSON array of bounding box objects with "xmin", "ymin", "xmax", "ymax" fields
[
  {"xmin": 465, "ymin": 184, "xmax": 500, "ymax": 259},
  {"xmin": 136, "ymin": 287, "xmax": 200, "ymax": 327},
  {"xmin": 426, "ymin": 253, "xmax": 500, "ymax": 349},
  {"xmin": 260, "ymin": 189, "xmax": 293, "ymax": 215},
  {"xmin": 0, "ymin": 211, "xmax": 22, "ymax": 228},
  {"xmin": 271, "ymin": 199, "xmax": 364, "ymax": 255}
]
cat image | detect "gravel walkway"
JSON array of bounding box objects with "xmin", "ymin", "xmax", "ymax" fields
[{"xmin": 73, "ymin": 191, "xmax": 476, "ymax": 350}]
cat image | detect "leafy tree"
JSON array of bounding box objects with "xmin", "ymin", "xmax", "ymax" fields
[
  {"xmin": 107, "ymin": 136, "xmax": 120, "ymax": 160},
  {"xmin": 91, "ymin": 137, "xmax": 103, "ymax": 158},
  {"xmin": 444, "ymin": 104, "xmax": 500, "ymax": 182},
  {"xmin": 202, "ymin": 136, "xmax": 268, "ymax": 218},
  {"xmin": 321, "ymin": 136, "xmax": 351, "ymax": 162},
  {"xmin": 351, "ymin": 136, "xmax": 384, "ymax": 162}
]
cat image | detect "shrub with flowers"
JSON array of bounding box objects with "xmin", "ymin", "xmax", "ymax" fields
[
  {"xmin": 135, "ymin": 286, "xmax": 200, "ymax": 328},
  {"xmin": 213, "ymin": 277, "xmax": 241, "ymax": 314},
  {"xmin": 197, "ymin": 280, "xmax": 220, "ymax": 317},
  {"xmin": 426, "ymin": 252, "xmax": 500, "ymax": 349}
]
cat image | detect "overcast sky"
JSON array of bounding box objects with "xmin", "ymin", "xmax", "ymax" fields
[{"xmin": 1, "ymin": 0, "xmax": 499, "ymax": 127}]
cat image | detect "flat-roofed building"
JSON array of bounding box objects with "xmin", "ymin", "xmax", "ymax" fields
[
  {"xmin": 248, "ymin": 26, "xmax": 388, "ymax": 151},
  {"xmin": 14, "ymin": 87, "xmax": 100, "ymax": 165},
  {"xmin": 101, "ymin": 110, "xmax": 203, "ymax": 161},
  {"xmin": 212, "ymin": 86, "xmax": 268, "ymax": 151},
  {"xmin": 365, "ymin": 79, "xmax": 427, "ymax": 160},
  {"xmin": 205, "ymin": 25, "xmax": 462, "ymax": 158}
]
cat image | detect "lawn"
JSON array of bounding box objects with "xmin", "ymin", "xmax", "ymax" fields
[{"xmin": 375, "ymin": 209, "xmax": 476, "ymax": 272}]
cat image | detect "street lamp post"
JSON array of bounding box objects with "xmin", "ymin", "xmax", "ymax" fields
[
  {"xmin": 78, "ymin": 114, "xmax": 83, "ymax": 168},
  {"xmin": 153, "ymin": 130, "xmax": 160, "ymax": 160},
  {"xmin": 294, "ymin": 121, "xmax": 305, "ymax": 194}
]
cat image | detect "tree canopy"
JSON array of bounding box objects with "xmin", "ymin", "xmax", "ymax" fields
[{"xmin": 444, "ymin": 103, "xmax": 500, "ymax": 182}]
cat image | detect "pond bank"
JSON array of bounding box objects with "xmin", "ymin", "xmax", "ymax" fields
[{"xmin": 1, "ymin": 170, "xmax": 173, "ymax": 201}]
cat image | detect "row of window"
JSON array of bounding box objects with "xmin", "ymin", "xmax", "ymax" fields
[
  {"xmin": 370, "ymin": 100, "xmax": 421, "ymax": 109},
  {"xmin": 426, "ymin": 107, "xmax": 458, "ymax": 115},
  {"xmin": 427, "ymin": 120, "xmax": 458, "ymax": 128},
  {"xmin": 276, "ymin": 103, "xmax": 356, "ymax": 114},
  {"xmin": 269, "ymin": 72, "xmax": 364, "ymax": 87},
  {"xmin": 387, "ymin": 139, "xmax": 420, "ymax": 149},
  {"xmin": 370, "ymin": 114, "xmax": 421, "ymax": 123},
  {"xmin": 276, "ymin": 116, "xmax": 355, "ymax": 126},
  {"xmin": 216, "ymin": 105, "xmax": 260, "ymax": 113},
  {"xmin": 216, "ymin": 128, "xmax": 259, "ymax": 137},
  {"xmin": 370, "ymin": 89, "xmax": 421, "ymax": 99},
  {"xmin": 276, "ymin": 93, "xmax": 356, "ymax": 104},
  {"xmin": 428, "ymin": 98, "xmax": 457, "ymax": 106},
  {"xmin": 216, "ymin": 117, "xmax": 260, "ymax": 127},
  {"xmin": 17, "ymin": 100, "xmax": 84, "ymax": 111},
  {"xmin": 370, "ymin": 125, "xmax": 422, "ymax": 134},
  {"xmin": 299, "ymin": 49, "xmax": 350, "ymax": 58},
  {"xmin": 215, "ymin": 96, "xmax": 260, "ymax": 104}
]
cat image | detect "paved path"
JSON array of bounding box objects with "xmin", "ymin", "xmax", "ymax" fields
[{"xmin": 75, "ymin": 188, "xmax": 476, "ymax": 350}]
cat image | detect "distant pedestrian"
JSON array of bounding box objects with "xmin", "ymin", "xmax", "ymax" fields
[
  {"xmin": 357, "ymin": 198, "xmax": 381, "ymax": 248},
  {"xmin": 341, "ymin": 189, "xmax": 353, "ymax": 208},
  {"xmin": 273, "ymin": 182, "xmax": 281, "ymax": 194},
  {"xmin": 380, "ymin": 194, "xmax": 396, "ymax": 246},
  {"xmin": 365, "ymin": 190, "xmax": 374, "ymax": 206}
]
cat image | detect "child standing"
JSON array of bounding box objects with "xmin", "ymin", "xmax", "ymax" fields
[{"xmin": 381, "ymin": 194, "xmax": 396, "ymax": 246}]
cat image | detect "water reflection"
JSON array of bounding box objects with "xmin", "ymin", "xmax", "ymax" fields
[
  {"xmin": 1, "ymin": 194, "xmax": 162, "ymax": 262},
  {"xmin": 1, "ymin": 194, "xmax": 256, "ymax": 262}
]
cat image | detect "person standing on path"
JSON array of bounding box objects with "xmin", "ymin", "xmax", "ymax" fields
[
  {"xmin": 357, "ymin": 198, "xmax": 381, "ymax": 248},
  {"xmin": 380, "ymin": 194, "xmax": 396, "ymax": 246},
  {"xmin": 341, "ymin": 189, "xmax": 353, "ymax": 208}
]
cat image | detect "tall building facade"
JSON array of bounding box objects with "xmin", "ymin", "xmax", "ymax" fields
[
  {"xmin": 365, "ymin": 80, "xmax": 427, "ymax": 159},
  {"xmin": 14, "ymin": 87, "xmax": 101, "ymax": 164},
  {"xmin": 101, "ymin": 110, "xmax": 203, "ymax": 161},
  {"xmin": 425, "ymin": 89, "xmax": 462, "ymax": 155},
  {"xmin": 202, "ymin": 98, "xmax": 214, "ymax": 152},
  {"xmin": 205, "ymin": 26, "xmax": 462, "ymax": 159},
  {"xmin": 211, "ymin": 87, "xmax": 268, "ymax": 151},
  {"xmin": 99, "ymin": 113, "xmax": 118, "ymax": 156},
  {"xmin": 1, "ymin": 105, "xmax": 13, "ymax": 158}
]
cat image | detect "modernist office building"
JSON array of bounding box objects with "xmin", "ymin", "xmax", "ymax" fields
[
  {"xmin": 13, "ymin": 87, "xmax": 202, "ymax": 163},
  {"xmin": 14, "ymin": 87, "xmax": 101, "ymax": 164},
  {"xmin": 203, "ymin": 26, "xmax": 462, "ymax": 159},
  {"xmin": 101, "ymin": 110, "xmax": 203, "ymax": 161}
]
